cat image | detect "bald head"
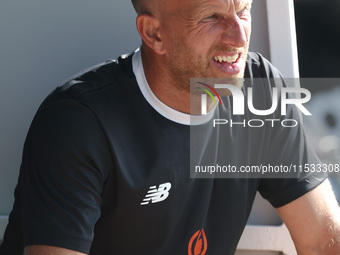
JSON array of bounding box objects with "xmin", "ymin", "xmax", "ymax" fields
[
  {"xmin": 131, "ymin": 0, "xmax": 139, "ymax": 13},
  {"xmin": 131, "ymin": 0, "xmax": 167, "ymax": 15},
  {"xmin": 131, "ymin": 0, "xmax": 151, "ymax": 14}
]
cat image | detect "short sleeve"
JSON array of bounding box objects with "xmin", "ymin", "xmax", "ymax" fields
[
  {"xmin": 258, "ymin": 123, "xmax": 327, "ymax": 207},
  {"xmin": 19, "ymin": 98, "xmax": 112, "ymax": 253},
  {"xmin": 258, "ymin": 74, "xmax": 327, "ymax": 208}
]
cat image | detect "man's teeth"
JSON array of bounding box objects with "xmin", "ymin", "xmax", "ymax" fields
[{"xmin": 214, "ymin": 54, "xmax": 238, "ymax": 63}]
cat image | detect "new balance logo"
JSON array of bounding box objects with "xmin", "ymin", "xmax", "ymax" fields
[{"xmin": 140, "ymin": 182, "xmax": 172, "ymax": 205}]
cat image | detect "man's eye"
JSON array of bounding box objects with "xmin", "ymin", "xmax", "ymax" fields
[
  {"xmin": 207, "ymin": 14, "xmax": 218, "ymax": 19},
  {"xmin": 201, "ymin": 14, "xmax": 219, "ymax": 22}
]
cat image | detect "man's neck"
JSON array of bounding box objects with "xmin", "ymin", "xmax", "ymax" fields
[{"xmin": 141, "ymin": 47, "xmax": 193, "ymax": 114}]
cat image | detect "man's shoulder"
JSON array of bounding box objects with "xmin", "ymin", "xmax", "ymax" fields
[
  {"xmin": 246, "ymin": 52, "xmax": 271, "ymax": 68},
  {"xmin": 246, "ymin": 52, "xmax": 282, "ymax": 79},
  {"xmin": 47, "ymin": 51, "xmax": 137, "ymax": 102}
]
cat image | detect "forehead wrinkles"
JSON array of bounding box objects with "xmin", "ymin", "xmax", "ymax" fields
[
  {"xmin": 222, "ymin": 0, "xmax": 251, "ymax": 12},
  {"xmin": 187, "ymin": 0, "xmax": 250, "ymax": 16}
]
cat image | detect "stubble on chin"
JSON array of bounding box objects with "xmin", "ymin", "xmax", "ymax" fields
[{"xmin": 166, "ymin": 42, "xmax": 250, "ymax": 94}]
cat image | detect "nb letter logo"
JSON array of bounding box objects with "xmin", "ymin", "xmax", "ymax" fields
[{"xmin": 140, "ymin": 182, "xmax": 172, "ymax": 205}]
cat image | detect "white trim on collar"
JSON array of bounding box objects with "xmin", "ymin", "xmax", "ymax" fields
[{"xmin": 132, "ymin": 49, "xmax": 216, "ymax": 126}]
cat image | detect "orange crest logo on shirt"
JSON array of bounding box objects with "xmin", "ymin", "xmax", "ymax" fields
[{"xmin": 188, "ymin": 228, "xmax": 207, "ymax": 255}]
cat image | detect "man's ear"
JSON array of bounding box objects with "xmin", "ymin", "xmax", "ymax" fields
[{"xmin": 136, "ymin": 15, "xmax": 165, "ymax": 55}]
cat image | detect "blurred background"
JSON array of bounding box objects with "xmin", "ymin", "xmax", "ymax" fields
[
  {"xmin": 294, "ymin": 0, "xmax": 340, "ymax": 201},
  {"xmin": 295, "ymin": 0, "xmax": 340, "ymax": 80}
]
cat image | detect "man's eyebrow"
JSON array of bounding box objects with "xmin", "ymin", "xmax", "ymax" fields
[{"xmin": 187, "ymin": 4, "xmax": 222, "ymax": 19}]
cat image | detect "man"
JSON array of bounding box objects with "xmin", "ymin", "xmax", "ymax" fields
[{"xmin": 1, "ymin": 0, "xmax": 340, "ymax": 254}]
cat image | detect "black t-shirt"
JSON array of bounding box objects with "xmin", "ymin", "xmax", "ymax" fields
[{"xmin": 0, "ymin": 50, "xmax": 326, "ymax": 255}]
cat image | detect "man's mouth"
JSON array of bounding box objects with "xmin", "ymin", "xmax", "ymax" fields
[
  {"xmin": 213, "ymin": 53, "xmax": 239, "ymax": 64},
  {"xmin": 211, "ymin": 52, "xmax": 243, "ymax": 76}
]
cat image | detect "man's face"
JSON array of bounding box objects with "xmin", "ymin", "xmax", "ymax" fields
[{"xmin": 158, "ymin": 0, "xmax": 252, "ymax": 89}]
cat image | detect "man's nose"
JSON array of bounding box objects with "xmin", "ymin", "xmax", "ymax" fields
[{"xmin": 220, "ymin": 16, "xmax": 248, "ymax": 48}]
